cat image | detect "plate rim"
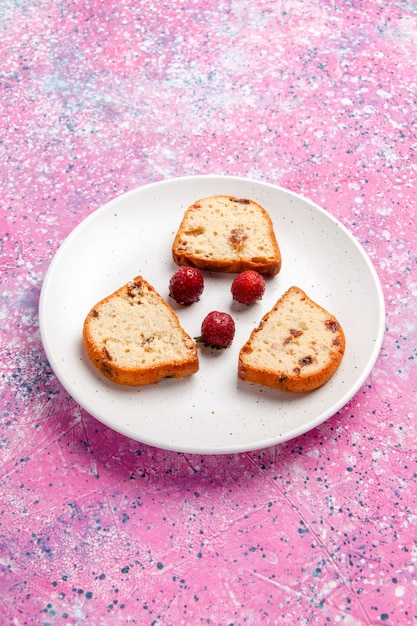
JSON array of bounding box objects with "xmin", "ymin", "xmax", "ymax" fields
[{"xmin": 39, "ymin": 174, "xmax": 386, "ymax": 454}]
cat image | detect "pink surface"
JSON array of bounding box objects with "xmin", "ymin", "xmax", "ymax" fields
[{"xmin": 1, "ymin": 1, "xmax": 416, "ymax": 624}]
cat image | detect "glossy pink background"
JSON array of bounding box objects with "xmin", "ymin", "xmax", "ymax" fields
[{"xmin": 1, "ymin": 1, "xmax": 416, "ymax": 624}]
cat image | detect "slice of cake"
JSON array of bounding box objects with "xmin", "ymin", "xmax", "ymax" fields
[
  {"xmin": 83, "ymin": 276, "xmax": 199, "ymax": 386},
  {"xmin": 238, "ymin": 286, "xmax": 345, "ymax": 392},
  {"xmin": 172, "ymin": 195, "xmax": 281, "ymax": 276}
]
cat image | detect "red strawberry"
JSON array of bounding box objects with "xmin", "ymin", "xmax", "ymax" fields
[
  {"xmin": 169, "ymin": 267, "xmax": 204, "ymax": 304},
  {"xmin": 198, "ymin": 311, "xmax": 235, "ymax": 349},
  {"xmin": 231, "ymin": 270, "xmax": 266, "ymax": 305}
]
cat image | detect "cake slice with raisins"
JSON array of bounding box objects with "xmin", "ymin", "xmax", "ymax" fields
[
  {"xmin": 83, "ymin": 276, "xmax": 199, "ymax": 386},
  {"xmin": 238, "ymin": 286, "xmax": 345, "ymax": 392},
  {"xmin": 172, "ymin": 195, "xmax": 281, "ymax": 277}
]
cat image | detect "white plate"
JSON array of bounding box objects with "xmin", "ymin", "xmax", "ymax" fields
[{"xmin": 39, "ymin": 175, "xmax": 385, "ymax": 454}]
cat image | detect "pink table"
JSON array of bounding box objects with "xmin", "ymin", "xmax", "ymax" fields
[{"xmin": 1, "ymin": 1, "xmax": 416, "ymax": 624}]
